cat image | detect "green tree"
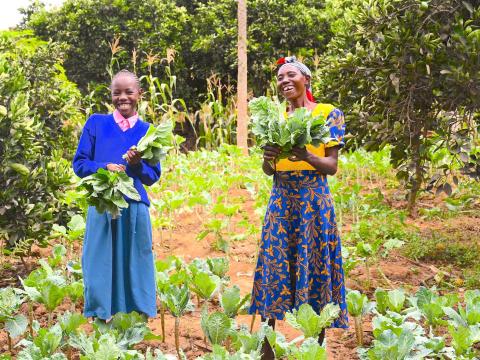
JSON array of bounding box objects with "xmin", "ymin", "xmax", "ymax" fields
[
  {"xmin": 190, "ymin": 0, "xmax": 331, "ymax": 97},
  {"xmin": 22, "ymin": 0, "xmax": 332, "ymax": 104},
  {"xmin": 0, "ymin": 30, "xmax": 83, "ymax": 257},
  {"xmin": 22, "ymin": 0, "xmax": 189, "ymax": 96},
  {"xmin": 316, "ymin": 0, "xmax": 480, "ymax": 213}
]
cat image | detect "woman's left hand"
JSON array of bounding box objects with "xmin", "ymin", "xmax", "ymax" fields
[
  {"xmin": 289, "ymin": 146, "xmax": 310, "ymax": 162},
  {"xmin": 125, "ymin": 149, "xmax": 142, "ymax": 165}
]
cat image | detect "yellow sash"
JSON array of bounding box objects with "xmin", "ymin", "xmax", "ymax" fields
[{"xmin": 275, "ymin": 103, "xmax": 337, "ymax": 171}]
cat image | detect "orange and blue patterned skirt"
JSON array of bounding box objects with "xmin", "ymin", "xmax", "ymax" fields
[{"xmin": 249, "ymin": 170, "xmax": 348, "ymax": 328}]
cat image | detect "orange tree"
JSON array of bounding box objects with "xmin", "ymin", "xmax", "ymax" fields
[
  {"xmin": 0, "ymin": 31, "xmax": 83, "ymax": 257},
  {"xmin": 316, "ymin": 0, "xmax": 480, "ymax": 213}
]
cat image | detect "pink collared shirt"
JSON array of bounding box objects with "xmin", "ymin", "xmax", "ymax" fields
[{"xmin": 113, "ymin": 110, "xmax": 139, "ymax": 131}]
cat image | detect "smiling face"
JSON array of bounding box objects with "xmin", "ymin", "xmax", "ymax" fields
[
  {"xmin": 111, "ymin": 74, "xmax": 141, "ymax": 118},
  {"xmin": 277, "ymin": 64, "xmax": 309, "ymax": 102}
]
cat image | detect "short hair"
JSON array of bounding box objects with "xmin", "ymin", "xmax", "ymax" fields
[{"xmin": 111, "ymin": 69, "xmax": 141, "ymax": 89}]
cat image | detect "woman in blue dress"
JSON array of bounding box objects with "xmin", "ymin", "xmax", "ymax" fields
[
  {"xmin": 73, "ymin": 70, "xmax": 159, "ymax": 320},
  {"xmin": 249, "ymin": 56, "xmax": 348, "ymax": 357}
]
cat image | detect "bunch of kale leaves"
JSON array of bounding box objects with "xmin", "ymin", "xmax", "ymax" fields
[
  {"xmin": 80, "ymin": 122, "xmax": 173, "ymax": 218},
  {"xmin": 249, "ymin": 96, "xmax": 331, "ymax": 159},
  {"xmin": 123, "ymin": 121, "xmax": 174, "ymax": 165},
  {"xmin": 78, "ymin": 169, "xmax": 140, "ymax": 219}
]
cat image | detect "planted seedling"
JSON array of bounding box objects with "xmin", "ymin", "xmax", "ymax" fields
[
  {"xmin": 59, "ymin": 311, "xmax": 87, "ymax": 360},
  {"xmin": 0, "ymin": 287, "xmax": 27, "ymax": 353},
  {"xmin": 190, "ymin": 271, "xmax": 220, "ymax": 309},
  {"xmin": 164, "ymin": 284, "xmax": 194, "ymax": 357},
  {"xmin": 285, "ymin": 302, "xmax": 340, "ymax": 339},
  {"xmin": 366, "ymin": 328, "xmax": 415, "ymax": 360},
  {"xmin": 206, "ymin": 257, "xmax": 230, "ymax": 280},
  {"xmin": 286, "ymin": 337, "xmax": 327, "ymax": 360},
  {"xmin": 412, "ymin": 287, "xmax": 459, "ymax": 330},
  {"xmin": 374, "ymin": 288, "xmax": 406, "ymax": 315},
  {"xmin": 220, "ymin": 285, "xmax": 251, "ymax": 318},
  {"xmin": 200, "ymin": 308, "xmax": 233, "ymax": 346},
  {"xmin": 17, "ymin": 323, "xmax": 65, "ymax": 359},
  {"xmin": 346, "ymin": 290, "xmax": 374, "ymax": 345}
]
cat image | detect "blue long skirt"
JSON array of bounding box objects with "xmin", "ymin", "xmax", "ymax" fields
[
  {"xmin": 249, "ymin": 170, "xmax": 348, "ymax": 328},
  {"xmin": 82, "ymin": 203, "xmax": 157, "ymax": 319}
]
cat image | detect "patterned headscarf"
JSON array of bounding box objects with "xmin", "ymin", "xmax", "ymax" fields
[{"xmin": 276, "ymin": 56, "xmax": 314, "ymax": 102}]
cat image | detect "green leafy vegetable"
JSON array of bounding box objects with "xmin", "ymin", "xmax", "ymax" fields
[
  {"xmin": 366, "ymin": 328, "xmax": 415, "ymax": 360},
  {"xmin": 249, "ymin": 96, "xmax": 331, "ymax": 158},
  {"xmin": 77, "ymin": 168, "xmax": 141, "ymax": 219},
  {"xmin": 287, "ymin": 337, "xmax": 327, "ymax": 360},
  {"xmin": 123, "ymin": 122, "xmax": 174, "ymax": 165},
  {"xmin": 5, "ymin": 314, "xmax": 28, "ymax": 339},
  {"xmin": 207, "ymin": 257, "xmax": 230, "ymax": 279},
  {"xmin": 220, "ymin": 285, "xmax": 251, "ymax": 318},
  {"xmin": 285, "ymin": 303, "xmax": 340, "ymax": 338},
  {"xmin": 200, "ymin": 309, "xmax": 232, "ymax": 346},
  {"xmin": 346, "ymin": 290, "xmax": 374, "ymax": 346},
  {"xmin": 190, "ymin": 272, "xmax": 220, "ymax": 303}
]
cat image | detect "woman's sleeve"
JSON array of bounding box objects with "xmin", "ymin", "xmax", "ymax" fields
[
  {"xmin": 325, "ymin": 108, "xmax": 346, "ymax": 148},
  {"xmin": 127, "ymin": 161, "xmax": 161, "ymax": 186},
  {"xmin": 72, "ymin": 117, "xmax": 108, "ymax": 178}
]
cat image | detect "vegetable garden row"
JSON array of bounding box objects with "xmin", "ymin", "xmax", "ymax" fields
[{"xmin": 1, "ymin": 147, "xmax": 479, "ymax": 359}]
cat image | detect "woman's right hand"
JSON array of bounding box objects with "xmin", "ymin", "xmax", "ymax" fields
[
  {"xmin": 263, "ymin": 145, "xmax": 281, "ymax": 162},
  {"xmin": 106, "ymin": 163, "xmax": 126, "ymax": 172}
]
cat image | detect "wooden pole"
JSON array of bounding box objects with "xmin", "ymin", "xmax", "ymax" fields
[{"xmin": 237, "ymin": 0, "xmax": 248, "ymax": 154}]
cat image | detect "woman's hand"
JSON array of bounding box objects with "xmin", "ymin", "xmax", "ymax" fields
[
  {"xmin": 262, "ymin": 145, "xmax": 281, "ymax": 175},
  {"xmin": 289, "ymin": 146, "xmax": 310, "ymax": 162},
  {"xmin": 124, "ymin": 149, "xmax": 142, "ymax": 166},
  {"xmin": 263, "ymin": 145, "xmax": 281, "ymax": 162},
  {"xmin": 106, "ymin": 163, "xmax": 126, "ymax": 172}
]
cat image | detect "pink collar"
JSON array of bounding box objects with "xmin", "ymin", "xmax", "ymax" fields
[{"xmin": 113, "ymin": 110, "xmax": 139, "ymax": 131}]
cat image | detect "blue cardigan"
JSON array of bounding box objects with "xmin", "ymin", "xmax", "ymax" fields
[{"xmin": 72, "ymin": 113, "xmax": 161, "ymax": 207}]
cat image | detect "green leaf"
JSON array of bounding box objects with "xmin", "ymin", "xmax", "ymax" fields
[
  {"xmin": 78, "ymin": 169, "xmax": 140, "ymax": 218},
  {"xmin": 264, "ymin": 325, "xmax": 289, "ymax": 358},
  {"xmin": 52, "ymin": 244, "xmax": 67, "ymax": 259},
  {"xmin": 0, "ymin": 105, "xmax": 7, "ymax": 117},
  {"xmin": 191, "ymin": 272, "xmax": 219, "ymax": 301},
  {"xmin": 0, "ymin": 287, "xmax": 25, "ymax": 321},
  {"xmin": 220, "ymin": 285, "xmax": 250, "ymax": 318},
  {"xmin": 375, "ymin": 289, "xmax": 388, "ymax": 315},
  {"xmin": 287, "ymin": 337, "xmax": 327, "ymax": 360},
  {"xmin": 200, "ymin": 310, "xmax": 232, "ymax": 346},
  {"xmin": 116, "ymin": 173, "xmax": 141, "ymax": 201},
  {"xmin": 9, "ymin": 163, "xmax": 30, "ymax": 176},
  {"xmin": 5, "ymin": 314, "xmax": 28, "ymax": 338},
  {"xmin": 38, "ymin": 281, "xmax": 66, "ymax": 311},
  {"xmin": 164, "ymin": 285, "xmax": 193, "ymax": 317},
  {"xmin": 285, "ymin": 303, "xmax": 339, "ymax": 338},
  {"xmin": 59, "ymin": 311, "xmax": 87, "ymax": 335},
  {"xmin": 346, "ymin": 290, "xmax": 368, "ymax": 317},
  {"xmin": 387, "ymin": 289, "xmax": 405, "ymax": 313},
  {"xmin": 67, "ymin": 214, "xmax": 86, "ymax": 233},
  {"xmin": 449, "ymin": 325, "xmax": 473, "ymax": 355},
  {"xmin": 33, "ymin": 324, "xmax": 63, "ymax": 356}
]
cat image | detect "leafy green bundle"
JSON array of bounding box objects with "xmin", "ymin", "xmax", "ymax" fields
[
  {"xmin": 123, "ymin": 122, "xmax": 174, "ymax": 165},
  {"xmin": 249, "ymin": 96, "xmax": 331, "ymax": 158},
  {"xmin": 77, "ymin": 169, "xmax": 141, "ymax": 219}
]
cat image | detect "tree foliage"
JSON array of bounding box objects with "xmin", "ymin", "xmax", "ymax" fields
[
  {"xmin": 23, "ymin": 0, "xmax": 331, "ymax": 103},
  {"xmin": 0, "ymin": 30, "xmax": 83, "ymax": 253},
  {"xmin": 316, "ymin": 0, "xmax": 480, "ymax": 211}
]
